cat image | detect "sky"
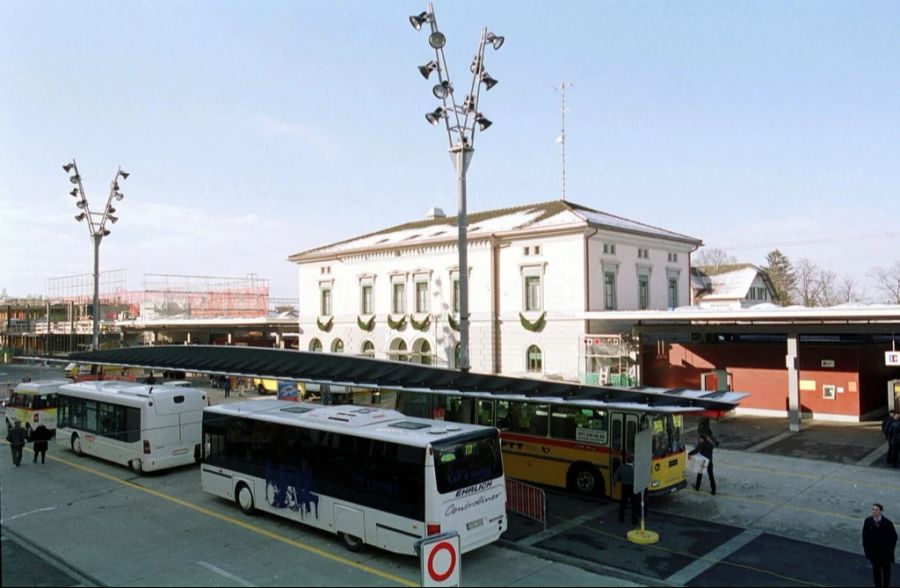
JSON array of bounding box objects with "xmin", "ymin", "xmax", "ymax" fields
[{"xmin": 1, "ymin": 1, "xmax": 898, "ymax": 301}]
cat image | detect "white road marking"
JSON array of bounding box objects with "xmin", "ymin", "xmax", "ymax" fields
[{"xmin": 197, "ymin": 561, "xmax": 257, "ymax": 587}]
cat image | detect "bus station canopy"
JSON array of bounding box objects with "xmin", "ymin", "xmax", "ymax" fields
[{"xmin": 68, "ymin": 345, "xmax": 747, "ymax": 415}]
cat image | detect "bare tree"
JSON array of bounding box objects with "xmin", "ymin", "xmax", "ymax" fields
[
  {"xmin": 870, "ymin": 262, "xmax": 900, "ymax": 304},
  {"xmin": 793, "ymin": 258, "xmax": 827, "ymax": 307},
  {"xmin": 694, "ymin": 248, "xmax": 738, "ymax": 274},
  {"xmin": 834, "ymin": 275, "xmax": 866, "ymax": 304}
]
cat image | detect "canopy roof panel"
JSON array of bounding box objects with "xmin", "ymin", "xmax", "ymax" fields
[{"xmin": 69, "ymin": 345, "xmax": 747, "ymax": 415}]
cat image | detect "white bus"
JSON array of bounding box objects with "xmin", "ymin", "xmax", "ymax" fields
[
  {"xmin": 201, "ymin": 400, "xmax": 506, "ymax": 555},
  {"xmin": 56, "ymin": 381, "xmax": 207, "ymax": 473}
]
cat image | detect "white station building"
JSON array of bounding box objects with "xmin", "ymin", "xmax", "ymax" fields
[{"xmin": 289, "ymin": 200, "xmax": 702, "ymax": 383}]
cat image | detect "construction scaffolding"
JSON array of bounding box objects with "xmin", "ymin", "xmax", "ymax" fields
[{"xmin": 140, "ymin": 274, "xmax": 269, "ymax": 320}]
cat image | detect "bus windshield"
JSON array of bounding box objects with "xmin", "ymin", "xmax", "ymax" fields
[
  {"xmin": 8, "ymin": 393, "xmax": 56, "ymax": 410},
  {"xmin": 652, "ymin": 414, "xmax": 684, "ymax": 457},
  {"xmin": 433, "ymin": 432, "xmax": 503, "ymax": 494}
]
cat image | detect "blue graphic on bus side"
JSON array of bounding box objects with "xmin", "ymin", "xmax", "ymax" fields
[{"xmin": 264, "ymin": 461, "xmax": 320, "ymax": 518}]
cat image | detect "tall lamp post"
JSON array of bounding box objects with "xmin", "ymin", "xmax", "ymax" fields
[
  {"xmin": 63, "ymin": 160, "xmax": 129, "ymax": 351},
  {"xmin": 410, "ymin": 4, "xmax": 503, "ymax": 372}
]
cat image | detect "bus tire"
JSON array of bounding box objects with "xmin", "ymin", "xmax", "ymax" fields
[
  {"xmin": 236, "ymin": 483, "xmax": 255, "ymax": 515},
  {"xmin": 339, "ymin": 532, "xmax": 364, "ymax": 553},
  {"xmin": 568, "ymin": 463, "xmax": 604, "ymax": 498},
  {"xmin": 130, "ymin": 459, "xmax": 143, "ymax": 474},
  {"xmin": 71, "ymin": 433, "xmax": 84, "ymax": 456}
]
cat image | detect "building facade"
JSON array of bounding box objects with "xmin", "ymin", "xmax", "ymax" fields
[{"xmin": 289, "ymin": 200, "xmax": 702, "ymax": 381}]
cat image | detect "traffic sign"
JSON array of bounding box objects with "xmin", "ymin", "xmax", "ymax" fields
[{"xmin": 417, "ymin": 532, "xmax": 460, "ymax": 587}]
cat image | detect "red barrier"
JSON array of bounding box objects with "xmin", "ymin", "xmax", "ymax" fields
[{"xmin": 505, "ymin": 478, "xmax": 546, "ymax": 530}]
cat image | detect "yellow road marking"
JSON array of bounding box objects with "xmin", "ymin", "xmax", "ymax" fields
[{"xmin": 17, "ymin": 449, "xmax": 418, "ymax": 587}]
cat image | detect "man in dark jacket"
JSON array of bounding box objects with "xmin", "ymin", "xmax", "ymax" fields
[
  {"xmin": 688, "ymin": 434, "xmax": 716, "ymax": 495},
  {"xmin": 7, "ymin": 420, "xmax": 27, "ymax": 466},
  {"xmin": 863, "ymin": 503, "xmax": 897, "ymax": 587},
  {"xmin": 31, "ymin": 423, "xmax": 51, "ymax": 464}
]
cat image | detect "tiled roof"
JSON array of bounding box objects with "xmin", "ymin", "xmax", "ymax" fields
[{"xmin": 289, "ymin": 200, "xmax": 701, "ymax": 261}]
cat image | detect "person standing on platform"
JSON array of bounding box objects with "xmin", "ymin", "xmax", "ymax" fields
[
  {"xmin": 612, "ymin": 455, "xmax": 640, "ymax": 525},
  {"xmin": 697, "ymin": 416, "xmax": 720, "ymax": 447},
  {"xmin": 863, "ymin": 503, "xmax": 897, "ymax": 587},
  {"xmin": 7, "ymin": 420, "xmax": 27, "ymax": 467},
  {"xmin": 31, "ymin": 423, "xmax": 51, "ymax": 464}
]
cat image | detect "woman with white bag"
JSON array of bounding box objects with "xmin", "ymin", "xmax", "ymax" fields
[{"xmin": 688, "ymin": 434, "xmax": 717, "ymax": 495}]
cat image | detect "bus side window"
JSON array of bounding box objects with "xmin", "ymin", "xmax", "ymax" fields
[
  {"xmin": 477, "ymin": 400, "xmax": 494, "ymax": 427},
  {"xmin": 496, "ymin": 401, "xmax": 511, "ymax": 429}
]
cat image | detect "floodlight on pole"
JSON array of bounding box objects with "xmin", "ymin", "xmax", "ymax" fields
[
  {"xmin": 63, "ymin": 159, "xmax": 129, "ymax": 351},
  {"xmin": 410, "ymin": 3, "xmax": 503, "ymax": 372}
]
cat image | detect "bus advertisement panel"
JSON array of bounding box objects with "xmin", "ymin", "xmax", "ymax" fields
[{"xmin": 200, "ymin": 400, "xmax": 506, "ymax": 556}]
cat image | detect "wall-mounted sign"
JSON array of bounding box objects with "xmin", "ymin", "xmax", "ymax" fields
[
  {"xmin": 886, "ymin": 352, "xmax": 900, "ymax": 366},
  {"xmin": 821, "ymin": 360, "xmax": 835, "ymax": 368}
]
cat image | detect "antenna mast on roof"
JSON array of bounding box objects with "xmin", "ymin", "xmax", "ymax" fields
[{"xmin": 554, "ymin": 81, "xmax": 573, "ymax": 201}]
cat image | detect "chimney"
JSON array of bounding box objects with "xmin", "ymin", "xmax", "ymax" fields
[{"xmin": 426, "ymin": 207, "xmax": 446, "ymax": 220}]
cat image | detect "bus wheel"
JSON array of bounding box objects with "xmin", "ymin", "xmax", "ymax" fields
[
  {"xmin": 130, "ymin": 459, "xmax": 143, "ymax": 474},
  {"xmin": 339, "ymin": 532, "xmax": 364, "ymax": 553},
  {"xmin": 71, "ymin": 433, "xmax": 84, "ymax": 456},
  {"xmin": 569, "ymin": 464, "xmax": 603, "ymax": 498},
  {"xmin": 236, "ymin": 483, "xmax": 255, "ymax": 515}
]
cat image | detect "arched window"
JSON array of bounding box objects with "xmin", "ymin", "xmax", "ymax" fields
[
  {"xmin": 332, "ymin": 339, "xmax": 344, "ymax": 353},
  {"xmin": 390, "ymin": 339, "xmax": 408, "ymax": 362},
  {"xmin": 413, "ymin": 339, "xmax": 432, "ymax": 365},
  {"xmin": 526, "ymin": 345, "xmax": 543, "ymax": 373},
  {"xmin": 361, "ymin": 340, "xmax": 375, "ymax": 358},
  {"xmin": 310, "ymin": 338, "xmax": 323, "ymax": 352}
]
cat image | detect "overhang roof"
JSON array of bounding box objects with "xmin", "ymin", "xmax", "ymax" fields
[{"xmin": 68, "ymin": 345, "xmax": 746, "ymax": 414}]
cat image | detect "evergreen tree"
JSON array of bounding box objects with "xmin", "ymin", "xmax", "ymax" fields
[{"xmin": 763, "ymin": 249, "xmax": 796, "ymax": 305}]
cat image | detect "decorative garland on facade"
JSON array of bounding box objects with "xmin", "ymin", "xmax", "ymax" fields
[
  {"xmin": 316, "ymin": 316, "xmax": 334, "ymax": 332},
  {"xmin": 357, "ymin": 315, "xmax": 376, "ymax": 332},
  {"xmin": 410, "ymin": 314, "xmax": 431, "ymax": 332},
  {"xmin": 387, "ymin": 314, "xmax": 407, "ymax": 330},
  {"xmin": 447, "ymin": 313, "xmax": 460, "ymax": 332},
  {"xmin": 519, "ymin": 311, "xmax": 547, "ymax": 332}
]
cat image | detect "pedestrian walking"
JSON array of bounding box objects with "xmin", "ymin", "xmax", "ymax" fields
[
  {"xmin": 688, "ymin": 434, "xmax": 717, "ymax": 495},
  {"xmin": 31, "ymin": 423, "xmax": 51, "ymax": 464},
  {"xmin": 863, "ymin": 503, "xmax": 897, "ymax": 587},
  {"xmin": 698, "ymin": 416, "xmax": 720, "ymax": 447},
  {"xmin": 612, "ymin": 456, "xmax": 640, "ymax": 525},
  {"xmin": 224, "ymin": 377, "xmax": 231, "ymax": 398},
  {"xmin": 7, "ymin": 420, "xmax": 27, "ymax": 467},
  {"xmin": 883, "ymin": 411, "xmax": 896, "ymax": 441}
]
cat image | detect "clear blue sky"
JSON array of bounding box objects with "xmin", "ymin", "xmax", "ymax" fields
[{"xmin": 2, "ymin": 1, "xmax": 898, "ymax": 299}]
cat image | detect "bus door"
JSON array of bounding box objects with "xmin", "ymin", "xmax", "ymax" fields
[{"xmin": 610, "ymin": 412, "xmax": 639, "ymax": 486}]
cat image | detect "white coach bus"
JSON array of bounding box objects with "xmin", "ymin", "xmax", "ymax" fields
[
  {"xmin": 56, "ymin": 381, "xmax": 207, "ymax": 473},
  {"xmin": 201, "ymin": 400, "xmax": 506, "ymax": 555}
]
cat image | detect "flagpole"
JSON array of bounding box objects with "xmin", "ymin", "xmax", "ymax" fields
[{"xmin": 555, "ymin": 81, "xmax": 573, "ymax": 201}]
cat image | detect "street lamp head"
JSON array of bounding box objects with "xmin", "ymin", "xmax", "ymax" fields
[
  {"xmin": 418, "ymin": 61, "xmax": 438, "ymax": 79},
  {"xmin": 486, "ymin": 32, "xmax": 504, "ymax": 50},
  {"xmin": 107, "ymin": 206, "xmax": 116, "ymax": 214},
  {"xmin": 108, "ymin": 215, "xmax": 119, "ymax": 224},
  {"xmin": 118, "ymin": 169, "xmax": 129, "ymax": 180},
  {"xmin": 481, "ymin": 72, "xmax": 498, "ymax": 91},
  {"xmin": 62, "ymin": 162, "xmax": 75, "ymax": 173},
  {"xmin": 101, "ymin": 229, "xmax": 111, "ymax": 236},
  {"xmin": 69, "ymin": 175, "xmax": 80, "ymax": 185},
  {"xmin": 428, "ymin": 31, "xmax": 446, "ymax": 49},
  {"xmin": 432, "ymin": 80, "xmax": 452, "ymax": 100},
  {"xmin": 475, "ymin": 113, "xmax": 492, "ymax": 131},
  {"xmin": 74, "ymin": 213, "xmax": 86, "ymax": 222},
  {"xmin": 409, "ymin": 11, "xmax": 429, "ymax": 31},
  {"xmin": 425, "ymin": 107, "xmax": 445, "ymax": 126},
  {"xmin": 114, "ymin": 191, "xmax": 124, "ymax": 201},
  {"xmin": 69, "ymin": 188, "xmax": 79, "ymax": 197},
  {"xmin": 470, "ymin": 56, "xmax": 482, "ymax": 74},
  {"xmin": 76, "ymin": 200, "xmax": 87, "ymax": 209}
]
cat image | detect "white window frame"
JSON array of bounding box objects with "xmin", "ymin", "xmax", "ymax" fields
[
  {"xmin": 520, "ymin": 263, "xmax": 547, "ymax": 313},
  {"xmin": 526, "ymin": 344, "xmax": 543, "ymax": 373},
  {"xmin": 319, "ymin": 281, "xmax": 333, "ymax": 317},
  {"xmin": 415, "ymin": 280, "xmax": 430, "ymax": 314}
]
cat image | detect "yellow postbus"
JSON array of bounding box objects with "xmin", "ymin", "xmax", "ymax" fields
[
  {"xmin": 396, "ymin": 392, "xmax": 688, "ymax": 499},
  {"xmin": 5, "ymin": 380, "xmax": 68, "ymax": 439}
]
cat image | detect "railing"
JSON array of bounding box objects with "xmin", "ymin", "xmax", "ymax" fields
[{"xmin": 505, "ymin": 478, "xmax": 546, "ymax": 530}]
